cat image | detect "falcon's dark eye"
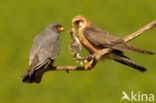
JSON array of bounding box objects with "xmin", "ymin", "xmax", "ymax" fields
[
  {"xmin": 56, "ymin": 25, "xmax": 59, "ymax": 29},
  {"xmin": 76, "ymin": 20, "xmax": 82, "ymax": 25},
  {"xmin": 53, "ymin": 25, "xmax": 59, "ymax": 29},
  {"xmin": 75, "ymin": 20, "xmax": 84, "ymax": 27}
]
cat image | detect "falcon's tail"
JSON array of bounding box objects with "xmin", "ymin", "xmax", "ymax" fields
[
  {"xmin": 113, "ymin": 43, "xmax": 154, "ymax": 55},
  {"xmin": 22, "ymin": 58, "xmax": 50, "ymax": 84},
  {"xmin": 111, "ymin": 52, "xmax": 147, "ymax": 72},
  {"xmin": 22, "ymin": 66, "xmax": 46, "ymax": 83}
]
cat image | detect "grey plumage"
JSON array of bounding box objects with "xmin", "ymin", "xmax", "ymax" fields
[{"xmin": 22, "ymin": 23, "xmax": 63, "ymax": 83}]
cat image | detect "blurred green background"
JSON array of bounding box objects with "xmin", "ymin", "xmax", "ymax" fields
[{"xmin": 0, "ymin": 0, "xmax": 156, "ymax": 103}]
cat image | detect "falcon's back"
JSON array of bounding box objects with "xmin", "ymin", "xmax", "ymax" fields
[{"xmin": 29, "ymin": 28, "xmax": 60, "ymax": 67}]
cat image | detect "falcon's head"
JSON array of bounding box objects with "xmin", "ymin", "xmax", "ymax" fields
[
  {"xmin": 72, "ymin": 15, "xmax": 91, "ymax": 30},
  {"xmin": 48, "ymin": 23, "xmax": 64, "ymax": 33}
]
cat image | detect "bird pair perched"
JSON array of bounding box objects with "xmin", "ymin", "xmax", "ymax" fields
[{"xmin": 22, "ymin": 15, "xmax": 154, "ymax": 83}]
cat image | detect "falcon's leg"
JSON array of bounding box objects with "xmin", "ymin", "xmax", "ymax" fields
[
  {"xmin": 75, "ymin": 55, "xmax": 93, "ymax": 62},
  {"xmin": 66, "ymin": 70, "xmax": 69, "ymax": 73},
  {"xmin": 84, "ymin": 57, "xmax": 97, "ymax": 70},
  {"xmin": 83, "ymin": 49, "xmax": 110, "ymax": 70},
  {"xmin": 45, "ymin": 59, "xmax": 51, "ymax": 68},
  {"xmin": 83, "ymin": 55, "xmax": 94, "ymax": 62},
  {"xmin": 74, "ymin": 53, "xmax": 84, "ymax": 65}
]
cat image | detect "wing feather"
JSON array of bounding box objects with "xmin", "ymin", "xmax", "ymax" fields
[
  {"xmin": 83, "ymin": 26, "xmax": 123, "ymax": 48},
  {"xmin": 29, "ymin": 29, "xmax": 60, "ymax": 66},
  {"xmin": 83, "ymin": 26, "xmax": 154, "ymax": 54}
]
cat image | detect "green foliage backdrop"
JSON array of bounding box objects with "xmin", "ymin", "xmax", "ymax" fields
[{"xmin": 0, "ymin": 0, "xmax": 156, "ymax": 103}]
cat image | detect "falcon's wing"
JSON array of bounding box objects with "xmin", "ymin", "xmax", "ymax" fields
[
  {"xmin": 83, "ymin": 26, "xmax": 154, "ymax": 54},
  {"xmin": 23, "ymin": 26, "xmax": 61, "ymax": 83},
  {"xmin": 83, "ymin": 26, "xmax": 124, "ymax": 48},
  {"xmin": 29, "ymin": 29, "xmax": 60, "ymax": 66}
]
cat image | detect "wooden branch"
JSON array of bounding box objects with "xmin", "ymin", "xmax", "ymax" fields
[
  {"xmin": 47, "ymin": 19, "xmax": 156, "ymax": 71},
  {"xmin": 124, "ymin": 19, "xmax": 156, "ymax": 42},
  {"xmin": 46, "ymin": 65, "xmax": 87, "ymax": 71}
]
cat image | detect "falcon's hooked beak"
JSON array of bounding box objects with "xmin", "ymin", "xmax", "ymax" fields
[
  {"xmin": 58, "ymin": 26, "xmax": 64, "ymax": 32},
  {"xmin": 56, "ymin": 25, "xmax": 64, "ymax": 33}
]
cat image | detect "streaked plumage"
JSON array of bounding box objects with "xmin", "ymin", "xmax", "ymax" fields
[{"xmin": 69, "ymin": 29, "xmax": 82, "ymax": 59}]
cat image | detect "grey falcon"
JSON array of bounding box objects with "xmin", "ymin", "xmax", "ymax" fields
[{"xmin": 22, "ymin": 23, "xmax": 64, "ymax": 83}]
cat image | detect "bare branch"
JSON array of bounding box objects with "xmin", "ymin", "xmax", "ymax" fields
[
  {"xmin": 47, "ymin": 65, "xmax": 86, "ymax": 71},
  {"xmin": 123, "ymin": 19, "xmax": 156, "ymax": 42}
]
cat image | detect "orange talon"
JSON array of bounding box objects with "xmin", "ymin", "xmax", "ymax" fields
[{"xmin": 84, "ymin": 59, "xmax": 94, "ymax": 70}]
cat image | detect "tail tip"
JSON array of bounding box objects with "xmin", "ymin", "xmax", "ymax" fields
[
  {"xmin": 139, "ymin": 67, "xmax": 147, "ymax": 72},
  {"xmin": 149, "ymin": 52, "xmax": 154, "ymax": 55}
]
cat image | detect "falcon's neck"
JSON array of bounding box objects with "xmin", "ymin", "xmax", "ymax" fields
[{"xmin": 78, "ymin": 24, "xmax": 98, "ymax": 54}]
